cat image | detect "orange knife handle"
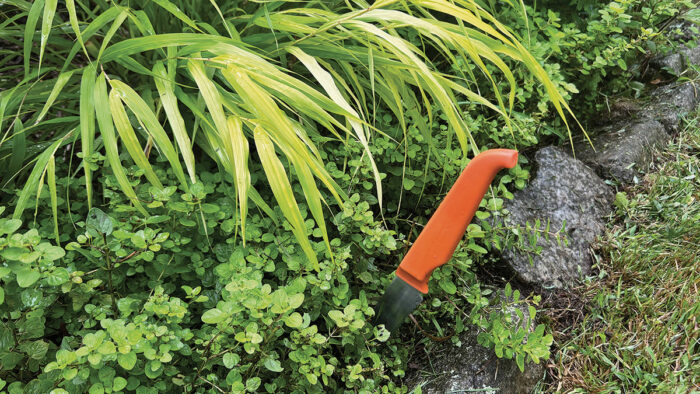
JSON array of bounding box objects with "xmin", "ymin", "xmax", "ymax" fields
[{"xmin": 395, "ymin": 149, "xmax": 518, "ymax": 294}]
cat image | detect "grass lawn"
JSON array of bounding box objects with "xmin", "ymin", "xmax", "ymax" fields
[{"xmin": 549, "ymin": 116, "xmax": 700, "ymax": 392}]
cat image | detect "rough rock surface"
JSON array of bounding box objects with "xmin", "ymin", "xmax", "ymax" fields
[
  {"xmin": 642, "ymin": 82, "xmax": 700, "ymax": 133},
  {"xmin": 573, "ymin": 81, "xmax": 698, "ymax": 184},
  {"xmin": 407, "ymin": 303, "xmax": 544, "ymax": 394},
  {"xmin": 574, "ymin": 119, "xmax": 670, "ymax": 184},
  {"xmin": 650, "ymin": 45, "xmax": 700, "ymax": 76},
  {"xmin": 652, "ymin": 51, "xmax": 686, "ymax": 76},
  {"xmin": 499, "ymin": 147, "xmax": 613, "ymax": 288},
  {"xmin": 649, "ymin": 20, "xmax": 700, "ymax": 76},
  {"xmin": 644, "ymin": 17, "xmax": 700, "ymax": 133}
]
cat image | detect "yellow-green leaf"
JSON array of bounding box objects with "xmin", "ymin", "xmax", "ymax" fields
[
  {"xmin": 94, "ymin": 73, "xmax": 147, "ymax": 215},
  {"xmin": 152, "ymin": 0, "xmax": 201, "ymax": 32},
  {"xmin": 254, "ymin": 126, "xmax": 319, "ymax": 271},
  {"xmin": 289, "ymin": 46, "xmax": 383, "ymax": 209},
  {"xmin": 66, "ymin": 0, "xmax": 89, "ymax": 59},
  {"xmin": 153, "ymin": 62, "xmax": 196, "ymax": 183},
  {"xmin": 23, "ymin": 0, "xmax": 45, "ymax": 77},
  {"xmin": 108, "ymin": 88, "xmax": 164, "ymax": 190},
  {"xmin": 39, "ymin": 0, "xmax": 58, "ymax": 72},
  {"xmin": 290, "ymin": 153, "xmax": 332, "ymax": 262},
  {"xmin": 35, "ymin": 70, "xmax": 76, "ymax": 125},
  {"xmin": 80, "ymin": 64, "xmax": 97, "ymax": 209},
  {"xmin": 109, "ymin": 80, "xmax": 188, "ymax": 191},
  {"xmin": 96, "ymin": 9, "xmax": 128, "ymax": 62},
  {"xmin": 47, "ymin": 155, "xmax": 59, "ymax": 244},
  {"xmin": 224, "ymin": 116, "xmax": 250, "ymax": 243},
  {"xmin": 12, "ymin": 137, "xmax": 61, "ymax": 221}
]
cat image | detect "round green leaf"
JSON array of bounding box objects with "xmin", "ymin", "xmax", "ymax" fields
[
  {"xmin": 41, "ymin": 245, "xmax": 65, "ymax": 261},
  {"xmin": 201, "ymin": 308, "xmax": 228, "ymax": 324},
  {"xmin": 56, "ymin": 349, "xmax": 76, "ymax": 366},
  {"xmin": 98, "ymin": 366, "xmax": 116, "ymax": 383},
  {"xmin": 288, "ymin": 293, "xmax": 304, "ymax": 309},
  {"xmin": 88, "ymin": 383, "xmax": 104, "ymax": 394},
  {"xmin": 284, "ymin": 312, "xmax": 303, "ymax": 328},
  {"xmin": 222, "ymin": 353, "xmax": 239, "ymax": 369},
  {"xmin": 144, "ymin": 360, "xmax": 163, "ymax": 379},
  {"xmin": 21, "ymin": 289, "xmax": 43, "ymax": 307},
  {"xmin": 21, "ymin": 340, "xmax": 48, "ymax": 360},
  {"xmin": 0, "ymin": 219, "xmax": 21, "ymax": 235},
  {"xmin": 45, "ymin": 267, "xmax": 69, "ymax": 286},
  {"xmin": 439, "ymin": 279, "xmax": 457, "ymax": 295},
  {"xmin": 97, "ymin": 341, "xmax": 116, "ymax": 355},
  {"xmin": 117, "ymin": 352, "xmax": 137, "ymax": 370},
  {"xmin": 62, "ymin": 368, "xmax": 78, "ymax": 380},
  {"xmin": 328, "ymin": 310, "xmax": 344, "ymax": 325},
  {"xmin": 264, "ymin": 358, "xmax": 283, "ymax": 372},
  {"xmin": 113, "ymin": 377, "xmax": 127, "ymax": 391},
  {"xmin": 246, "ymin": 377, "xmax": 261, "ymax": 391},
  {"xmin": 86, "ymin": 208, "xmax": 114, "ymax": 235},
  {"xmin": 16, "ymin": 268, "xmax": 41, "ymax": 288}
]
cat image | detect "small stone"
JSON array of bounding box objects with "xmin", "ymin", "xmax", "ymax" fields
[{"xmin": 497, "ymin": 147, "xmax": 613, "ymax": 288}]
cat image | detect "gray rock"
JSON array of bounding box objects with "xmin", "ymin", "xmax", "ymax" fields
[
  {"xmin": 499, "ymin": 147, "xmax": 613, "ymax": 288},
  {"xmin": 650, "ymin": 45, "xmax": 700, "ymax": 76},
  {"xmin": 643, "ymin": 16, "xmax": 700, "ymax": 132},
  {"xmin": 642, "ymin": 82, "xmax": 699, "ymax": 133},
  {"xmin": 652, "ymin": 51, "xmax": 686, "ymax": 76},
  {"xmin": 649, "ymin": 19, "xmax": 700, "ymax": 75},
  {"xmin": 683, "ymin": 45, "xmax": 700, "ymax": 69},
  {"xmin": 574, "ymin": 119, "xmax": 669, "ymax": 184},
  {"xmin": 408, "ymin": 302, "xmax": 544, "ymax": 394}
]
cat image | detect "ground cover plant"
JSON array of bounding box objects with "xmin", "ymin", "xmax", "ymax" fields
[
  {"xmin": 530, "ymin": 0, "xmax": 695, "ymax": 114},
  {"xmin": 0, "ymin": 0, "xmax": 574, "ymax": 391},
  {"xmin": 0, "ymin": 0, "xmax": 579, "ymax": 249},
  {"xmin": 0, "ymin": 0, "xmax": 696, "ymax": 392},
  {"xmin": 551, "ymin": 115, "xmax": 700, "ymax": 392}
]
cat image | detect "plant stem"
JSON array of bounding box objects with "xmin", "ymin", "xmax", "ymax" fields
[{"xmin": 102, "ymin": 236, "xmax": 117, "ymax": 313}]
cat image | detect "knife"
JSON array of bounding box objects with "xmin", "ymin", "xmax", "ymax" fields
[{"xmin": 375, "ymin": 149, "xmax": 519, "ymax": 332}]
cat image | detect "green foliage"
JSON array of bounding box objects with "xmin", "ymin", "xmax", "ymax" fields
[
  {"xmin": 0, "ymin": 0, "xmax": 578, "ymax": 264},
  {"xmin": 524, "ymin": 0, "xmax": 694, "ymax": 113},
  {"xmin": 0, "ymin": 166, "xmax": 400, "ymax": 392},
  {"xmin": 2, "ymin": 0, "xmax": 692, "ymax": 392},
  {"xmin": 456, "ymin": 0, "xmax": 694, "ymax": 146},
  {"xmin": 0, "ymin": 125, "xmax": 546, "ymax": 391},
  {"xmin": 474, "ymin": 284, "xmax": 553, "ymax": 372}
]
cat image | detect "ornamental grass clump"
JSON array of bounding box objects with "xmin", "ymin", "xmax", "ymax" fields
[{"xmin": 1, "ymin": 0, "xmax": 578, "ymax": 261}]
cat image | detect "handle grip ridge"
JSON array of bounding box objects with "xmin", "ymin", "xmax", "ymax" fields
[{"xmin": 395, "ymin": 149, "xmax": 518, "ymax": 293}]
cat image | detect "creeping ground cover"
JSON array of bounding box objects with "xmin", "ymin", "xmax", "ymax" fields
[{"xmin": 0, "ymin": 0, "xmax": 695, "ymax": 392}]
